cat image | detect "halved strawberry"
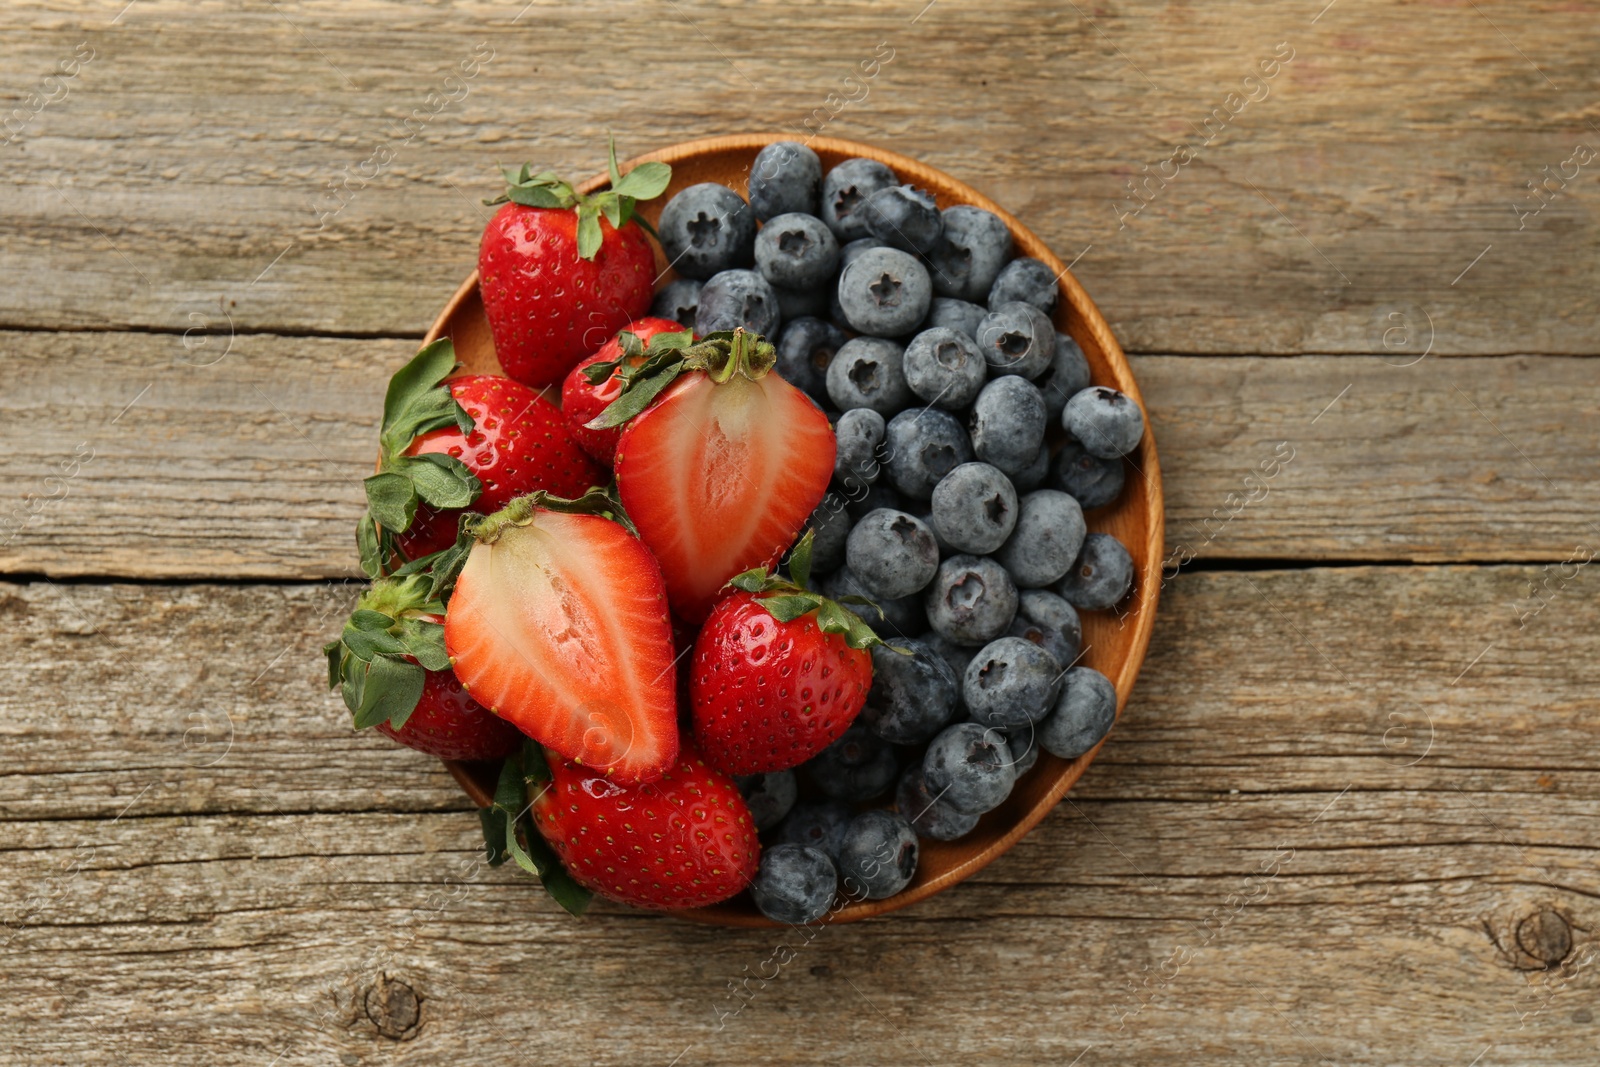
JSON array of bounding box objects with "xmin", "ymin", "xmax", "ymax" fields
[
  {"xmin": 443, "ymin": 491, "xmax": 679, "ymax": 784},
  {"xmin": 598, "ymin": 329, "xmax": 835, "ymax": 623},
  {"xmin": 560, "ymin": 317, "xmax": 692, "ymax": 465},
  {"xmin": 530, "ymin": 740, "xmax": 760, "ymax": 910}
]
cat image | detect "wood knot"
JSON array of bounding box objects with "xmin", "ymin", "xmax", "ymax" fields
[
  {"xmin": 363, "ymin": 974, "xmax": 421, "ymax": 1041},
  {"xmin": 1516, "ymin": 908, "xmax": 1573, "ymax": 969}
]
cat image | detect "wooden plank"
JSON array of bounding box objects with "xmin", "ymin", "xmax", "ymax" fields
[
  {"xmin": 2, "ymin": 1, "xmax": 1597, "ymax": 353},
  {"xmin": 1, "ymin": 564, "xmax": 1596, "ymax": 1063},
  {"xmin": 2, "ymin": 329, "xmax": 1595, "ymax": 578}
]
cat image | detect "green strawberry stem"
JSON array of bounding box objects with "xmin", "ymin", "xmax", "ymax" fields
[
  {"xmin": 322, "ymin": 533, "xmax": 472, "ymax": 731},
  {"xmin": 360, "ymin": 338, "xmax": 481, "ymax": 577},
  {"xmin": 484, "ymin": 138, "xmax": 671, "ymax": 260},
  {"xmin": 464, "ymin": 486, "xmax": 634, "ymax": 545},
  {"xmin": 586, "ymin": 328, "xmax": 777, "ymax": 431},
  {"xmin": 725, "ymin": 530, "xmax": 903, "ymax": 652}
]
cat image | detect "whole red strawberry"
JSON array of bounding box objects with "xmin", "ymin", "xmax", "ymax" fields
[
  {"xmin": 561, "ymin": 317, "xmax": 692, "ymax": 465},
  {"xmin": 690, "ymin": 532, "xmax": 886, "ymax": 775},
  {"xmin": 358, "ymin": 338, "xmax": 602, "ymax": 570},
  {"xmin": 479, "ymin": 149, "xmax": 672, "ymax": 388},
  {"xmin": 325, "ymin": 571, "xmax": 521, "ymax": 762},
  {"xmin": 374, "ymin": 664, "xmax": 522, "ymax": 761},
  {"xmin": 531, "ymin": 740, "xmax": 760, "ymax": 910},
  {"xmin": 595, "ymin": 328, "xmax": 836, "ymax": 622},
  {"xmin": 397, "ymin": 372, "xmax": 601, "ymax": 559}
]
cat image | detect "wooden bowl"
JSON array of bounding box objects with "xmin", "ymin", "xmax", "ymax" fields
[{"xmin": 423, "ymin": 134, "xmax": 1163, "ymax": 925}]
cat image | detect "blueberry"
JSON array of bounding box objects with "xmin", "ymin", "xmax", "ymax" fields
[
  {"xmin": 1007, "ymin": 589, "xmax": 1082, "ymax": 670},
  {"xmin": 659, "ymin": 182, "xmax": 756, "ymax": 280},
  {"xmin": 1038, "ymin": 332, "xmax": 1092, "ymax": 422},
  {"xmin": 748, "ymin": 141, "xmax": 823, "ymax": 221},
  {"xmin": 1003, "ymin": 728, "xmax": 1041, "ymax": 777},
  {"xmin": 925, "ymin": 206, "xmax": 1014, "ymax": 303},
  {"xmin": 650, "ymin": 278, "xmax": 702, "ymax": 329},
  {"xmin": 1051, "ymin": 436, "xmax": 1126, "ymax": 510},
  {"xmin": 842, "ymin": 481, "xmax": 905, "ymax": 522},
  {"xmin": 837, "ymin": 247, "xmax": 932, "ymax": 337},
  {"xmin": 924, "ymin": 630, "xmax": 979, "ymax": 681},
  {"xmin": 903, "ymin": 327, "xmax": 986, "ymax": 410},
  {"xmin": 1062, "ymin": 386, "xmax": 1145, "ymax": 459},
  {"xmin": 826, "ymin": 336, "xmax": 913, "ymax": 415},
  {"xmin": 970, "ymin": 376, "xmax": 1047, "ymax": 477},
  {"xmin": 750, "ymin": 844, "xmax": 838, "ymax": 925},
  {"xmin": 1010, "ymin": 445, "xmax": 1051, "ymax": 492},
  {"xmin": 922, "ymin": 296, "xmax": 987, "ymax": 340},
  {"xmin": 735, "ymin": 770, "xmax": 798, "ymax": 831},
  {"xmin": 861, "ymin": 637, "xmax": 960, "ymax": 745},
  {"xmin": 883, "ymin": 408, "xmax": 974, "ymax": 499},
  {"xmin": 696, "ymin": 269, "xmax": 781, "ymax": 338},
  {"xmin": 845, "ymin": 508, "xmax": 941, "ymax": 600},
  {"xmin": 963, "ymin": 636, "xmax": 1061, "ymax": 730},
  {"xmin": 834, "ymin": 407, "xmax": 887, "ymax": 494},
  {"xmin": 996, "ymin": 489, "xmax": 1086, "ymax": 588},
  {"xmin": 837, "ymin": 809, "xmax": 919, "ymax": 900},
  {"xmin": 862, "ymin": 185, "xmax": 943, "ymax": 254},
  {"xmin": 773, "ymin": 284, "xmax": 830, "ymax": 322},
  {"xmin": 820, "ymin": 157, "xmax": 898, "ymax": 241},
  {"xmin": 923, "ymin": 722, "xmax": 1017, "ymax": 815},
  {"xmin": 912, "ymin": 504, "xmax": 954, "ymax": 556},
  {"xmin": 896, "ymin": 764, "xmax": 980, "ymax": 841},
  {"xmin": 987, "ymin": 256, "xmax": 1059, "ymax": 314},
  {"xmin": 776, "ymin": 316, "xmax": 848, "ymax": 405},
  {"xmin": 754, "ymin": 211, "xmax": 840, "ymax": 291},
  {"xmin": 1057, "ymin": 532, "xmax": 1134, "ymax": 611},
  {"xmin": 806, "ymin": 723, "xmax": 898, "ymax": 802},
  {"xmin": 776, "ymin": 800, "xmax": 854, "ymax": 858},
  {"xmin": 824, "ymin": 566, "xmax": 926, "ymax": 638},
  {"xmin": 801, "ymin": 491, "xmax": 852, "ymax": 575},
  {"xmin": 839, "ymin": 236, "xmax": 887, "ymax": 270},
  {"xmin": 929, "ymin": 461, "xmax": 1017, "ymax": 555},
  {"xmin": 924, "ymin": 554, "xmax": 1019, "ymax": 647},
  {"xmin": 976, "ymin": 301, "xmax": 1055, "ymax": 380},
  {"xmin": 1039, "ymin": 665, "xmax": 1117, "ymax": 759}
]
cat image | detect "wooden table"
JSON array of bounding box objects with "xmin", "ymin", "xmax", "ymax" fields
[{"xmin": 4, "ymin": 2, "xmax": 1597, "ymax": 1063}]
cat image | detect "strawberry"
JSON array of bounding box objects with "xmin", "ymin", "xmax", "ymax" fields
[
  {"xmin": 530, "ymin": 739, "xmax": 760, "ymax": 909},
  {"xmin": 324, "ymin": 561, "xmax": 521, "ymax": 761},
  {"xmin": 690, "ymin": 531, "xmax": 888, "ymax": 775},
  {"xmin": 479, "ymin": 145, "xmax": 671, "ymax": 388},
  {"xmin": 359, "ymin": 338, "xmax": 602, "ymax": 570},
  {"xmin": 593, "ymin": 328, "xmax": 836, "ymax": 623},
  {"xmin": 560, "ymin": 317, "xmax": 692, "ymax": 465},
  {"xmin": 443, "ymin": 489, "xmax": 680, "ymax": 784}
]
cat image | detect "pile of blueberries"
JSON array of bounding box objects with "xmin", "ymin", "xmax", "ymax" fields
[{"xmin": 650, "ymin": 142, "xmax": 1146, "ymax": 925}]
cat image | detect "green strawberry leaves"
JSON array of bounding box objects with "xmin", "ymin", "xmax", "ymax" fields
[
  {"xmin": 586, "ymin": 328, "xmax": 777, "ymax": 431},
  {"xmin": 360, "ymin": 338, "xmax": 481, "ymax": 575},
  {"xmin": 486, "ymin": 139, "xmax": 671, "ymax": 262},
  {"xmin": 323, "ymin": 530, "xmax": 473, "ymax": 732},
  {"xmin": 465, "ymin": 486, "xmax": 637, "ymax": 543},
  {"xmin": 478, "ymin": 742, "xmax": 593, "ymax": 917},
  {"xmin": 726, "ymin": 530, "xmax": 902, "ymax": 652}
]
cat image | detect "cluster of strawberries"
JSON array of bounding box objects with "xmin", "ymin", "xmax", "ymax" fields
[{"xmin": 326, "ymin": 149, "xmax": 883, "ymax": 914}]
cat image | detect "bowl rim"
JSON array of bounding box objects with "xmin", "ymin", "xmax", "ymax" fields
[{"xmin": 426, "ymin": 133, "xmax": 1164, "ymax": 927}]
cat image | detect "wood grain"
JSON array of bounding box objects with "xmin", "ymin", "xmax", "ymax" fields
[
  {"xmin": 1, "ymin": 565, "xmax": 1596, "ymax": 1063},
  {"xmin": 2, "ymin": 1, "xmax": 1598, "ymax": 353},
  {"xmin": 1, "ymin": 328, "xmax": 1593, "ymax": 579}
]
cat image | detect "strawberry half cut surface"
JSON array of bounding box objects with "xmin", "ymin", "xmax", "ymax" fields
[
  {"xmin": 443, "ymin": 490, "xmax": 680, "ymax": 784},
  {"xmin": 531, "ymin": 739, "xmax": 760, "ymax": 910},
  {"xmin": 595, "ymin": 329, "xmax": 836, "ymax": 623}
]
